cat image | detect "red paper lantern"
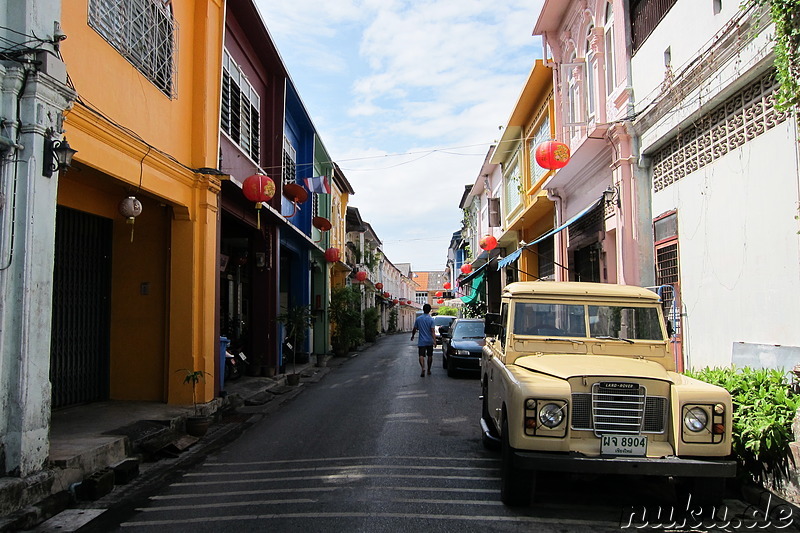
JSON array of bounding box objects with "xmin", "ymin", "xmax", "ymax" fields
[
  {"xmin": 375, "ymin": 282, "xmax": 383, "ymax": 290},
  {"xmin": 383, "ymin": 291, "xmax": 390, "ymax": 298},
  {"xmin": 324, "ymin": 247, "xmax": 340, "ymax": 263},
  {"xmin": 392, "ymin": 299, "xmax": 399, "ymax": 305},
  {"xmin": 437, "ymin": 298, "xmax": 444, "ymax": 304},
  {"xmin": 461, "ymin": 263, "xmax": 473, "ymax": 274},
  {"xmin": 435, "ymin": 290, "xmax": 443, "ymax": 297},
  {"xmin": 242, "ymin": 174, "xmax": 275, "ymax": 228},
  {"xmin": 534, "ymin": 140, "xmax": 571, "ymax": 170},
  {"xmin": 443, "ymin": 282, "xmax": 451, "ymax": 290},
  {"xmin": 480, "ymin": 235, "xmax": 498, "ymax": 251},
  {"xmin": 355, "ymin": 271, "xmax": 367, "ymax": 282}
]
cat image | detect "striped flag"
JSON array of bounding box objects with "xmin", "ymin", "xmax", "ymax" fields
[{"xmin": 304, "ymin": 175, "xmax": 330, "ymax": 194}]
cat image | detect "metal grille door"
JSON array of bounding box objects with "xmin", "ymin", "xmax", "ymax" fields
[{"xmin": 50, "ymin": 207, "xmax": 112, "ymax": 408}]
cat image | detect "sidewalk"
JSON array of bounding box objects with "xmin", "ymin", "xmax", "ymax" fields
[{"xmin": 0, "ymin": 347, "xmax": 364, "ymax": 532}]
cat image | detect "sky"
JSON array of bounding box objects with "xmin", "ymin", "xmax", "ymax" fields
[{"xmin": 254, "ymin": 0, "xmax": 545, "ymax": 272}]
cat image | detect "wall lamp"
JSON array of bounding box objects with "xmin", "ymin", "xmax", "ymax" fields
[
  {"xmin": 43, "ymin": 137, "xmax": 77, "ymax": 178},
  {"xmin": 603, "ymin": 185, "xmax": 621, "ymax": 208}
]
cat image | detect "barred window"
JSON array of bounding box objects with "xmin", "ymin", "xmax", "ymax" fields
[
  {"xmin": 222, "ymin": 50, "xmax": 261, "ymax": 163},
  {"xmin": 88, "ymin": 0, "xmax": 177, "ymax": 98},
  {"xmin": 282, "ymin": 136, "xmax": 296, "ymax": 185}
]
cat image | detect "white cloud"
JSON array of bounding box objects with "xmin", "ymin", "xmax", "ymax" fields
[{"xmin": 253, "ymin": 0, "xmax": 544, "ymax": 271}]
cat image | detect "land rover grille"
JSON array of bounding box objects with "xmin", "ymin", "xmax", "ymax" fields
[{"xmin": 571, "ymin": 382, "xmax": 667, "ymax": 436}]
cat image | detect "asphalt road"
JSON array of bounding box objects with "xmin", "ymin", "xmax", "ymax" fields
[{"xmin": 105, "ymin": 334, "xmax": 788, "ymax": 532}]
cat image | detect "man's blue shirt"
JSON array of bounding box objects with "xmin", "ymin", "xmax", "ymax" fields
[{"xmin": 414, "ymin": 313, "xmax": 435, "ymax": 346}]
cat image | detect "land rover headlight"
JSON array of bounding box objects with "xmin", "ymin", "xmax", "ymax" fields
[
  {"xmin": 683, "ymin": 407, "xmax": 708, "ymax": 432},
  {"xmin": 538, "ymin": 403, "xmax": 564, "ymax": 428}
]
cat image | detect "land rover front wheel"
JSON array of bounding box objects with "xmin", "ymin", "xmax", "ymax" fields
[{"xmin": 500, "ymin": 416, "xmax": 534, "ymax": 506}]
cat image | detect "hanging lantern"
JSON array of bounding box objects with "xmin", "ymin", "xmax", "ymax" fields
[
  {"xmin": 242, "ymin": 174, "xmax": 275, "ymax": 229},
  {"xmin": 534, "ymin": 140, "xmax": 571, "ymax": 170},
  {"xmin": 355, "ymin": 271, "xmax": 368, "ymax": 282},
  {"xmin": 480, "ymin": 235, "xmax": 498, "ymax": 251},
  {"xmin": 375, "ymin": 282, "xmax": 383, "ymax": 290},
  {"xmin": 392, "ymin": 299, "xmax": 399, "ymax": 305},
  {"xmin": 383, "ymin": 291, "xmax": 390, "ymax": 298},
  {"xmin": 443, "ymin": 282, "xmax": 451, "ymax": 290},
  {"xmin": 435, "ymin": 290, "xmax": 443, "ymax": 297},
  {"xmin": 437, "ymin": 298, "xmax": 444, "ymax": 304},
  {"xmin": 118, "ymin": 196, "xmax": 143, "ymax": 243},
  {"xmin": 324, "ymin": 247, "xmax": 340, "ymax": 263},
  {"xmin": 461, "ymin": 263, "xmax": 473, "ymax": 274}
]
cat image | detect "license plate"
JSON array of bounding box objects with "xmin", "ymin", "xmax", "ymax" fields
[{"xmin": 600, "ymin": 434, "xmax": 647, "ymax": 456}]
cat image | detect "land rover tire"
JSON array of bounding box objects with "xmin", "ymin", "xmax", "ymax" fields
[
  {"xmin": 500, "ymin": 415, "xmax": 534, "ymax": 506},
  {"xmin": 481, "ymin": 380, "xmax": 499, "ymax": 450}
]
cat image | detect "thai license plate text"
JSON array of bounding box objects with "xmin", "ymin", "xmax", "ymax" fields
[{"xmin": 601, "ymin": 434, "xmax": 647, "ymax": 456}]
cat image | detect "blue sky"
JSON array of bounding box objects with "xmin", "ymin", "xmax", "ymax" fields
[{"xmin": 254, "ymin": 0, "xmax": 545, "ymax": 271}]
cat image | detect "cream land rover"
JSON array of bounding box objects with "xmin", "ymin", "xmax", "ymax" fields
[{"xmin": 480, "ymin": 282, "xmax": 736, "ymax": 506}]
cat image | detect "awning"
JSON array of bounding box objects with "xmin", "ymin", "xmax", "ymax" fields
[
  {"xmin": 460, "ymin": 270, "xmax": 486, "ymax": 305},
  {"xmin": 497, "ymin": 197, "xmax": 602, "ymax": 269}
]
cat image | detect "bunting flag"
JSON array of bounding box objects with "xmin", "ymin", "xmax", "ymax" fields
[{"xmin": 304, "ymin": 175, "xmax": 331, "ymax": 194}]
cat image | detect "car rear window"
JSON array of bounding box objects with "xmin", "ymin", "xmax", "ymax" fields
[{"xmin": 434, "ymin": 316, "xmax": 456, "ymax": 326}]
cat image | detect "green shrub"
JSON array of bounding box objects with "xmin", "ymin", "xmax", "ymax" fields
[
  {"xmin": 388, "ymin": 308, "xmax": 398, "ymax": 333},
  {"xmin": 363, "ymin": 307, "xmax": 379, "ymax": 342},
  {"xmin": 685, "ymin": 366, "xmax": 800, "ymax": 485},
  {"xmin": 436, "ymin": 305, "xmax": 458, "ymax": 316}
]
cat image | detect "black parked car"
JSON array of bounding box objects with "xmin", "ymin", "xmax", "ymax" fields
[
  {"xmin": 433, "ymin": 314, "xmax": 456, "ymax": 345},
  {"xmin": 440, "ymin": 318, "xmax": 485, "ymax": 377}
]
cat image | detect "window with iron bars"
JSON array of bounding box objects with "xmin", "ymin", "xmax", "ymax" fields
[
  {"xmin": 222, "ymin": 50, "xmax": 260, "ymax": 163},
  {"xmin": 88, "ymin": 0, "xmax": 177, "ymax": 98},
  {"xmin": 282, "ymin": 136, "xmax": 296, "ymax": 185}
]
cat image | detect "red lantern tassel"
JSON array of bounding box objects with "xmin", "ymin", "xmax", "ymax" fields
[{"xmin": 255, "ymin": 204, "xmax": 261, "ymax": 229}]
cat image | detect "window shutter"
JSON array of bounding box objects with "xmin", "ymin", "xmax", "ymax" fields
[{"xmin": 488, "ymin": 198, "xmax": 501, "ymax": 227}]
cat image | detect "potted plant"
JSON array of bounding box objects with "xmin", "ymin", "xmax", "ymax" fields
[
  {"xmin": 277, "ymin": 304, "xmax": 314, "ymax": 385},
  {"xmin": 178, "ymin": 368, "xmax": 212, "ymax": 437},
  {"xmin": 329, "ymin": 286, "xmax": 364, "ymax": 357}
]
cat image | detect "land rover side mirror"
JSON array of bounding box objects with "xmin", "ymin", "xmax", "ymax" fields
[
  {"xmin": 484, "ymin": 313, "xmax": 501, "ymax": 337},
  {"xmin": 666, "ymin": 319, "xmax": 674, "ymax": 338}
]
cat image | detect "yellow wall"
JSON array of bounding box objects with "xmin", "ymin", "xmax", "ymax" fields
[{"xmin": 59, "ymin": 0, "xmax": 225, "ymax": 406}]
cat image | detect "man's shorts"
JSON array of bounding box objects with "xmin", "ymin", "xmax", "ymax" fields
[{"xmin": 417, "ymin": 345, "xmax": 433, "ymax": 357}]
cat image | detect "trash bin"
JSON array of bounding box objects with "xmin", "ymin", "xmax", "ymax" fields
[{"xmin": 219, "ymin": 336, "xmax": 230, "ymax": 393}]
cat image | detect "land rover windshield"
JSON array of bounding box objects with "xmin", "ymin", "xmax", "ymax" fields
[{"xmin": 513, "ymin": 302, "xmax": 664, "ymax": 341}]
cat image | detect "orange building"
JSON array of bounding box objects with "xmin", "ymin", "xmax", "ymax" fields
[{"xmin": 57, "ymin": 1, "xmax": 225, "ymax": 407}]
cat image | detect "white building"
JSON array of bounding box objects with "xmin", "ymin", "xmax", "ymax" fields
[{"xmin": 631, "ymin": 1, "xmax": 800, "ymax": 370}]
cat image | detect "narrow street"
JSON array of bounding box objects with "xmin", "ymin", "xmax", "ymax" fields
[{"xmin": 83, "ymin": 334, "xmax": 779, "ymax": 532}]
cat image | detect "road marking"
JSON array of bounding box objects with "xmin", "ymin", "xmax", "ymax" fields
[
  {"xmin": 173, "ymin": 473, "xmax": 499, "ymax": 486},
  {"xmin": 151, "ymin": 485, "xmax": 495, "ymax": 501},
  {"xmin": 151, "ymin": 487, "xmax": 337, "ymax": 500},
  {"xmin": 183, "ymin": 464, "xmax": 497, "ymax": 477},
  {"xmin": 137, "ymin": 499, "xmax": 315, "ymax": 512},
  {"xmin": 205, "ymin": 455, "xmax": 500, "ymax": 467},
  {"xmin": 121, "ymin": 512, "xmax": 620, "ymax": 528},
  {"xmin": 384, "ymin": 412, "xmax": 423, "ymax": 418}
]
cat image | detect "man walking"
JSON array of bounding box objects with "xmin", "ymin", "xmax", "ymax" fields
[{"xmin": 411, "ymin": 304, "xmax": 435, "ymax": 377}]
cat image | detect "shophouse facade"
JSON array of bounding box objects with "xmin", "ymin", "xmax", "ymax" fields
[
  {"xmin": 630, "ymin": 0, "xmax": 800, "ymax": 370},
  {"xmin": 219, "ymin": 0, "xmax": 287, "ymax": 379},
  {"xmin": 534, "ymin": 0, "xmax": 653, "ymax": 287},
  {"xmin": 486, "ymin": 60, "xmax": 557, "ymax": 310},
  {"xmin": 329, "ymin": 163, "xmax": 355, "ymax": 289},
  {"xmin": 58, "ymin": 0, "xmax": 225, "ymax": 412}
]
